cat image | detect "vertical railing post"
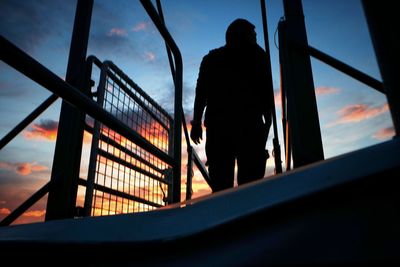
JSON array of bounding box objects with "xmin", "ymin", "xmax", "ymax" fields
[
  {"xmin": 45, "ymin": 0, "xmax": 93, "ymax": 220},
  {"xmin": 83, "ymin": 63, "xmax": 107, "ymax": 217},
  {"xmin": 362, "ymin": 0, "xmax": 400, "ymax": 137},
  {"xmin": 186, "ymin": 146, "xmax": 193, "ymax": 201},
  {"xmin": 279, "ymin": 21, "xmax": 292, "ymax": 171},
  {"xmin": 260, "ymin": 0, "xmax": 282, "ymax": 174},
  {"xmin": 280, "ymin": 0, "xmax": 324, "ymax": 168}
]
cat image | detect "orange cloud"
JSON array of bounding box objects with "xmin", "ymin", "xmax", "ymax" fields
[
  {"xmin": 333, "ymin": 103, "xmax": 389, "ymax": 125},
  {"xmin": 315, "ymin": 86, "xmax": 340, "ymax": 96},
  {"xmin": 132, "ymin": 22, "xmax": 148, "ymax": 32},
  {"xmin": 22, "ymin": 210, "xmax": 46, "ymax": 218},
  {"xmin": 0, "ymin": 161, "xmax": 48, "ymax": 176},
  {"xmin": 0, "ymin": 207, "xmax": 11, "ymax": 215},
  {"xmin": 373, "ymin": 126, "xmax": 395, "ymax": 140},
  {"xmin": 107, "ymin": 28, "xmax": 127, "ymax": 37},
  {"xmin": 23, "ymin": 119, "xmax": 58, "ymax": 141}
]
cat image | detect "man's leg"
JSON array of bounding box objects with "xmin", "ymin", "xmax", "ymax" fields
[
  {"xmin": 206, "ymin": 128, "xmax": 235, "ymax": 192},
  {"xmin": 237, "ymin": 126, "xmax": 268, "ymax": 185}
]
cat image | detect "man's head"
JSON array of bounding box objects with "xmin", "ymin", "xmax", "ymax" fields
[{"xmin": 225, "ymin": 18, "xmax": 256, "ymax": 46}]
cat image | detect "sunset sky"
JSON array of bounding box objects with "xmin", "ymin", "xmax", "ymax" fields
[{"xmin": 0, "ymin": 0, "xmax": 394, "ymax": 224}]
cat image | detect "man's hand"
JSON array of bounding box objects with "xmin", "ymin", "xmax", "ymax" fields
[{"xmin": 190, "ymin": 120, "xmax": 203, "ymax": 145}]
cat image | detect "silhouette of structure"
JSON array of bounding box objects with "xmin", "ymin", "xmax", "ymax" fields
[{"xmin": 0, "ymin": 0, "xmax": 399, "ymax": 265}]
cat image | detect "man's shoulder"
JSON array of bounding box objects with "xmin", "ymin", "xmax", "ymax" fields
[{"xmin": 204, "ymin": 46, "xmax": 227, "ymax": 60}]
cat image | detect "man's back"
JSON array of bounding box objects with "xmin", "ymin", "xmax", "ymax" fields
[{"xmin": 196, "ymin": 43, "xmax": 270, "ymax": 128}]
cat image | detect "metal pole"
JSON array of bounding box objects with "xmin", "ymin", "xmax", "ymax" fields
[
  {"xmin": 45, "ymin": 0, "xmax": 94, "ymax": 220},
  {"xmin": 278, "ymin": 21, "xmax": 292, "ymax": 171},
  {"xmin": 260, "ymin": 0, "xmax": 282, "ymax": 174},
  {"xmin": 281, "ymin": 0, "xmax": 324, "ymax": 167},
  {"xmin": 140, "ymin": 0, "xmax": 182, "ymax": 203},
  {"xmin": 362, "ymin": 0, "xmax": 400, "ymax": 136},
  {"xmin": 83, "ymin": 63, "xmax": 107, "ymax": 217},
  {"xmin": 186, "ymin": 146, "xmax": 193, "ymax": 201}
]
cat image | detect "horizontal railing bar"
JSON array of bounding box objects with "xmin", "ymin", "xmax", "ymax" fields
[
  {"xmin": 0, "ymin": 182, "xmax": 50, "ymax": 226},
  {"xmin": 84, "ymin": 123, "xmax": 167, "ymax": 174},
  {"xmin": 293, "ymin": 41, "xmax": 385, "ymax": 94},
  {"xmin": 0, "ymin": 94, "xmax": 59, "ymax": 150},
  {"xmin": 105, "ymin": 68, "xmax": 170, "ymax": 132},
  {"xmin": 78, "ymin": 178, "xmax": 163, "ymax": 208},
  {"xmin": 0, "ymin": 35, "xmax": 174, "ymax": 166},
  {"xmin": 97, "ymin": 148, "xmax": 170, "ymax": 185},
  {"xmin": 105, "ymin": 60, "xmax": 174, "ymax": 122}
]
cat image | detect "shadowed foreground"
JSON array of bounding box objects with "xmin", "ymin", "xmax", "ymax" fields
[{"xmin": 0, "ymin": 138, "xmax": 399, "ymax": 266}]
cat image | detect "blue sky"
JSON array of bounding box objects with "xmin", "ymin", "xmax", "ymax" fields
[{"xmin": 0, "ymin": 0, "xmax": 394, "ymax": 224}]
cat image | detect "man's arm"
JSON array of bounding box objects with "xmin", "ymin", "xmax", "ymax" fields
[{"xmin": 191, "ymin": 56, "xmax": 209, "ymax": 144}]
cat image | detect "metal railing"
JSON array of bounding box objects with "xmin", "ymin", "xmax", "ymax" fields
[
  {"xmin": 278, "ymin": 0, "xmax": 390, "ymax": 170},
  {"xmin": 153, "ymin": 0, "xmax": 211, "ymax": 200},
  {"xmin": 83, "ymin": 57, "xmax": 174, "ymax": 216},
  {"xmin": 0, "ymin": 0, "xmax": 213, "ymax": 225}
]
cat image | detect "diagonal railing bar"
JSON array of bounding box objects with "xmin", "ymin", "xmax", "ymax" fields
[
  {"xmin": 0, "ymin": 182, "xmax": 50, "ymax": 226},
  {"xmin": 0, "ymin": 35, "xmax": 174, "ymax": 166},
  {"xmin": 292, "ymin": 41, "xmax": 385, "ymax": 93},
  {"xmin": 0, "ymin": 94, "xmax": 58, "ymax": 150}
]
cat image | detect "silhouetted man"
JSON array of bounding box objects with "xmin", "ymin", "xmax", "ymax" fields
[{"xmin": 190, "ymin": 18, "xmax": 272, "ymax": 192}]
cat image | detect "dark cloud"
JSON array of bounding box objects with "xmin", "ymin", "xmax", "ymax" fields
[
  {"xmin": 157, "ymin": 81, "xmax": 195, "ymax": 118},
  {"xmin": 0, "ymin": 81, "xmax": 26, "ymax": 98},
  {"xmin": 0, "ymin": 0, "xmax": 75, "ymax": 53},
  {"xmin": 23, "ymin": 119, "xmax": 58, "ymax": 141},
  {"xmin": 88, "ymin": 31, "xmax": 141, "ymax": 61}
]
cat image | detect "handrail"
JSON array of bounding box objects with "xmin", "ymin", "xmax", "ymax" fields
[
  {"xmin": 140, "ymin": 0, "xmax": 183, "ymax": 203},
  {"xmin": 153, "ymin": 0, "xmax": 211, "ymax": 199},
  {"xmin": 291, "ymin": 41, "xmax": 385, "ymax": 94},
  {"xmin": 0, "ymin": 35, "xmax": 174, "ymax": 166},
  {"xmin": 278, "ymin": 4, "xmax": 387, "ymax": 169}
]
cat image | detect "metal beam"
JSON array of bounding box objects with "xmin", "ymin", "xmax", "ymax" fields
[
  {"xmin": 362, "ymin": 0, "xmax": 400, "ymax": 136},
  {"xmin": 296, "ymin": 44, "xmax": 385, "ymax": 94},
  {"xmin": 280, "ymin": 0, "xmax": 324, "ymax": 168},
  {"xmin": 45, "ymin": 0, "xmax": 94, "ymax": 220}
]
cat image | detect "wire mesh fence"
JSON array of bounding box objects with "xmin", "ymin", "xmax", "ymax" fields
[{"xmin": 85, "ymin": 60, "xmax": 174, "ymax": 216}]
